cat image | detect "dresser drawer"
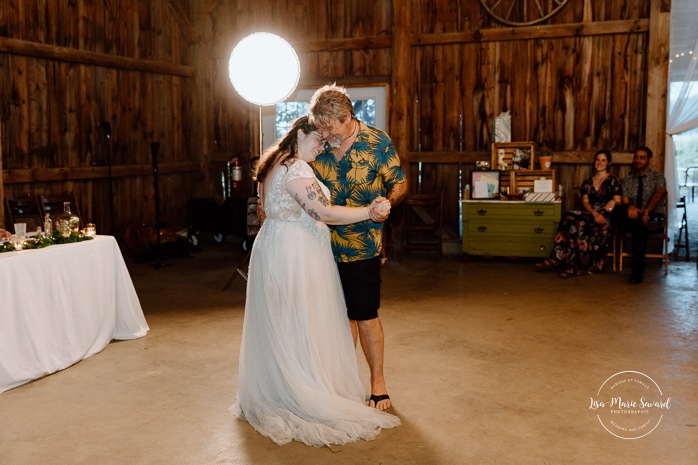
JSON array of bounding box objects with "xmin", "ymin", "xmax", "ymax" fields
[
  {"xmin": 463, "ymin": 202, "xmax": 512, "ymax": 219},
  {"xmin": 463, "ymin": 201, "xmax": 559, "ymax": 219},
  {"xmin": 465, "ymin": 220, "xmax": 556, "ymax": 236},
  {"xmin": 506, "ymin": 204, "xmax": 558, "ymax": 220}
]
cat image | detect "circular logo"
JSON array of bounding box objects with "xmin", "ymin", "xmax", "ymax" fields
[{"xmin": 590, "ymin": 371, "xmax": 671, "ymax": 439}]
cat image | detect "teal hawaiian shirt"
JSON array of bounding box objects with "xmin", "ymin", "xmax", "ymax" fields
[{"xmin": 312, "ymin": 121, "xmax": 405, "ymax": 263}]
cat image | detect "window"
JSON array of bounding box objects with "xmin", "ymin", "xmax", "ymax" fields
[
  {"xmin": 669, "ymin": 79, "xmax": 698, "ymax": 189},
  {"xmin": 675, "ymin": 126, "xmax": 698, "ymax": 189},
  {"xmin": 261, "ymin": 85, "xmax": 387, "ymax": 150}
]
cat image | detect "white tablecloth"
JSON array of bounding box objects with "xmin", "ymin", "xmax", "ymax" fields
[{"xmin": 0, "ymin": 235, "xmax": 149, "ymax": 393}]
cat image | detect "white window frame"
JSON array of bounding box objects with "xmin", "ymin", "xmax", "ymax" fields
[{"xmin": 261, "ymin": 85, "xmax": 387, "ymax": 151}]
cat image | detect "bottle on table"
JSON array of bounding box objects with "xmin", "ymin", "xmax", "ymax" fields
[
  {"xmin": 44, "ymin": 213, "xmax": 53, "ymax": 236},
  {"xmin": 54, "ymin": 202, "xmax": 79, "ymax": 237}
]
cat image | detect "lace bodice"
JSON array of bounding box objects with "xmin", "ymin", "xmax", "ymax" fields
[{"xmin": 261, "ymin": 159, "xmax": 330, "ymax": 239}]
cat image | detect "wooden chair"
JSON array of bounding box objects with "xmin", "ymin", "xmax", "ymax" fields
[
  {"xmin": 617, "ymin": 204, "xmax": 670, "ymax": 275},
  {"xmin": 607, "ymin": 228, "xmax": 620, "ymax": 272},
  {"xmin": 400, "ymin": 192, "xmax": 443, "ymax": 256},
  {"xmin": 38, "ymin": 192, "xmax": 82, "ymax": 228},
  {"xmin": 5, "ymin": 194, "xmax": 43, "ymax": 233}
]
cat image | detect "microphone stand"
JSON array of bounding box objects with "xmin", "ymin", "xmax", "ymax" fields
[
  {"xmin": 150, "ymin": 142, "xmax": 169, "ymax": 269},
  {"xmin": 100, "ymin": 122, "xmax": 115, "ymax": 235}
]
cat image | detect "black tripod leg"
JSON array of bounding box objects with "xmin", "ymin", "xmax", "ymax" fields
[{"xmin": 222, "ymin": 249, "xmax": 252, "ymax": 291}]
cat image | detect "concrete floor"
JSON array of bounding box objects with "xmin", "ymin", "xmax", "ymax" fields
[{"xmin": 1, "ymin": 211, "xmax": 697, "ymax": 465}]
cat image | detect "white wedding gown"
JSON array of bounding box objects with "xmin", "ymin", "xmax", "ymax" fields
[{"xmin": 232, "ymin": 159, "xmax": 400, "ymax": 446}]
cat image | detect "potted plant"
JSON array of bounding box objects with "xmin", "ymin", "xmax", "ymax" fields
[{"xmin": 537, "ymin": 149, "xmax": 553, "ymax": 170}]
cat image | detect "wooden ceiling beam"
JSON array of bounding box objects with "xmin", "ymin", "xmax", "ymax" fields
[
  {"xmin": 413, "ymin": 19, "xmax": 649, "ymax": 46},
  {"xmin": 210, "ymin": 19, "xmax": 648, "ymax": 58},
  {"xmin": 0, "ymin": 37, "xmax": 195, "ymax": 77},
  {"xmin": 2, "ymin": 162, "xmax": 197, "ymax": 184}
]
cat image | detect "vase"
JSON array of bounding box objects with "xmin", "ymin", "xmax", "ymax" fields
[{"xmin": 54, "ymin": 202, "xmax": 80, "ymax": 237}]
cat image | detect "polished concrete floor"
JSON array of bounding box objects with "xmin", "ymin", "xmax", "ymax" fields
[{"xmin": 1, "ymin": 212, "xmax": 697, "ymax": 464}]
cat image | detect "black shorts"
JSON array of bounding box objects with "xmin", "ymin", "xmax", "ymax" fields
[{"xmin": 337, "ymin": 257, "xmax": 381, "ymax": 321}]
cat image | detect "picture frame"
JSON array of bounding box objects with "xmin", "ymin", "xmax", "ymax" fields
[
  {"xmin": 470, "ymin": 170, "xmax": 500, "ymax": 199},
  {"xmin": 491, "ymin": 142, "xmax": 536, "ymax": 171}
]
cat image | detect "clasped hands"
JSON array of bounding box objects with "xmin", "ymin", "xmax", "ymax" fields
[
  {"xmin": 593, "ymin": 200, "xmax": 616, "ymax": 225},
  {"xmin": 592, "ymin": 210, "xmax": 608, "ymax": 225},
  {"xmin": 368, "ymin": 196, "xmax": 391, "ymax": 222},
  {"xmin": 627, "ymin": 205, "xmax": 648, "ymax": 223}
]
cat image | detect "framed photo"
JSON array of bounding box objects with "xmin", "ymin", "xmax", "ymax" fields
[
  {"xmin": 471, "ymin": 170, "xmax": 500, "ymax": 199},
  {"xmin": 491, "ymin": 142, "xmax": 535, "ymax": 171}
]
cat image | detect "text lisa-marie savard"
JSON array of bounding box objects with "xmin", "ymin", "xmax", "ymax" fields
[{"xmin": 589, "ymin": 397, "xmax": 671, "ymax": 412}]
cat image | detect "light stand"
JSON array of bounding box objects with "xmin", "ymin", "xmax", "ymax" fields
[{"xmin": 221, "ymin": 32, "xmax": 300, "ymax": 290}]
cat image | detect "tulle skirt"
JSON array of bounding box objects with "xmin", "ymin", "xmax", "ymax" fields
[{"xmin": 232, "ymin": 219, "xmax": 400, "ymax": 446}]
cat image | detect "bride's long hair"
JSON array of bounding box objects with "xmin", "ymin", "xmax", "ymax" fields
[{"xmin": 255, "ymin": 116, "xmax": 317, "ymax": 183}]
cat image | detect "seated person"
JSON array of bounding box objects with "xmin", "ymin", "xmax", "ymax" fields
[
  {"xmin": 536, "ymin": 149, "xmax": 621, "ymax": 277},
  {"xmin": 611, "ymin": 145, "xmax": 666, "ymax": 283}
]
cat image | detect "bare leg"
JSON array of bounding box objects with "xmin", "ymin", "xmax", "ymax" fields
[
  {"xmin": 349, "ymin": 319, "xmax": 358, "ymax": 347},
  {"xmin": 356, "ymin": 317, "xmax": 391, "ymax": 411}
]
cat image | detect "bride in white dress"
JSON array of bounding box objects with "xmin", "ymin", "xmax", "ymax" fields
[{"xmin": 232, "ymin": 116, "xmax": 400, "ymax": 446}]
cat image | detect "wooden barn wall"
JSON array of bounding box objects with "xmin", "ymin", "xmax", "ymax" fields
[
  {"xmin": 188, "ymin": 0, "xmax": 393, "ymax": 184},
  {"xmin": 1, "ymin": 0, "xmax": 668, "ymax": 240},
  {"xmin": 0, "ymin": 1, "xmax": 196, "ymax": 234},
  {"xmin": 407, "ymin": 0, "xmax": 654, "ymax": 234},
  {"xmin": 190, "ymin": 0, "xmax": 666, "ymax": 239}
]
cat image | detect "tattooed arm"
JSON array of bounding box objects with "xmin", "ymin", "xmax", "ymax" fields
[
  {"xmin": 386, "ymin": 180, "xmax": 408, "ymax": 205},
  {"xmin": 286, "ymin": 177, "xmax": 390, "ymax": 225}
]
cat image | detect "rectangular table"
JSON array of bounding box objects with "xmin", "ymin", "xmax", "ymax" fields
[{"xmin": 0, "ymin": 235, "xmax": 149, "ymax": 393}]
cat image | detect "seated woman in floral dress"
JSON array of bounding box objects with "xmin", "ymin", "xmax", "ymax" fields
[{"xmin": 536, "ymin": 149, "xmax": 622, "ymax": 278}]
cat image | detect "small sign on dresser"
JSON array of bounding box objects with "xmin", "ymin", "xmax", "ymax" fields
[{"xmin": 525, "ymin": 192, "xmax": 556, "ymax": 203}]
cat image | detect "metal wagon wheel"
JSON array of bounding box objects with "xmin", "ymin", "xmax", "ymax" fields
[{"xmin": 480, "ymin": 0, "xmax": 570, "ymax": 27}]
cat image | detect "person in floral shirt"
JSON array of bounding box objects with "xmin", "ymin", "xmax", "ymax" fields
[{"xmin": 310, "ymin": 84, "xmax": 406, "ymax": 412}]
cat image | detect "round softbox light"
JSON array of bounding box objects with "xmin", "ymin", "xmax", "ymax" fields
[{"xmin": 228, "ymin": 33, "xmax": 300, "ymax": 106}]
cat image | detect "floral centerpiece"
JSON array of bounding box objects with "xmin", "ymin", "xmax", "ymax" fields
[{"xmin": 0, "ymin": 230, "xmax": 93, "ymax": 254}]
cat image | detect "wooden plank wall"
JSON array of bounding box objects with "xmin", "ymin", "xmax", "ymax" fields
[
  {"xmin": 406, "ymin": 0, "xmax": 656, "ymax": 232},
  {"xmin": 1, "ymin": 0, "xmax": 669, "ymax": 239},
  {"xmin": 0, "ymin": 0, "xmax": 196, "ymax": 234},
  {"xmin": 191, "ymin": 0, "xmax": 667, "ymax": 237}
]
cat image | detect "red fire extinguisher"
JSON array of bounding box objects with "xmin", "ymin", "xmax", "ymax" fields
[{"xmin": 231, "ymin": 157, "xmax": 242, "ymax": 194}]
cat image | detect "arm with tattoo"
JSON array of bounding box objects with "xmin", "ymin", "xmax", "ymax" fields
[
  {"xmin": 294, "ymin": 192, "xmax": 320, "ymax": 220},
  {"xmin": 386, "ymin": 181, "xmax": 408, "ymax": 205},
  {"xmin": 370, "ymin": 181, "xmax": 406, "ymax": 222},
  {"xmin": 286, "ymin": 177, "xmax": 387, "ymax": 225}
]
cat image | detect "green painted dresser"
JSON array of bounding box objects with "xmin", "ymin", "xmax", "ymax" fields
[{"xmin": 461, "ymin": 200, "xmax": 562, "ymax": 258}]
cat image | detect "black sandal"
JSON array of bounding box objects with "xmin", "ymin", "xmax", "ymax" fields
[{"xmin": 369, "ymin": 394, "xmax": 391, "ymax": 412}]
